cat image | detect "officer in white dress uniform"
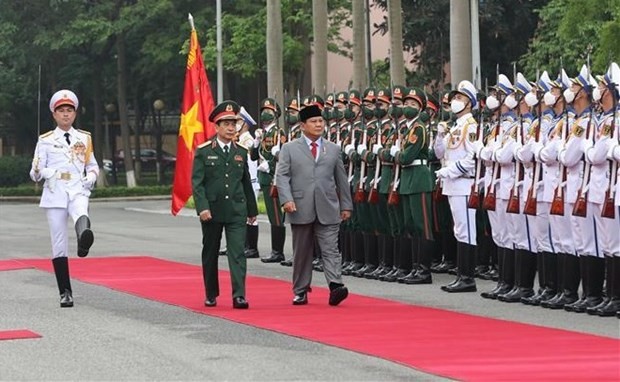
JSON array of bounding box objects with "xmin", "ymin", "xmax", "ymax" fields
[
  {"xmin": 29, "ymin": 90, "xmax": 99, "ymax": 308},
  {"xmin": 434, "ymin": 80, "xmax": 479, "ymax": 293}
]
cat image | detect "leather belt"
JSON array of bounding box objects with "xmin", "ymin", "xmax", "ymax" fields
[
  {"xmin": 381, "ymin": 162, "xmax": 394, "ymax": 166},
  {"xmin": 402, "ymin": 159, "xmax": 428, "ymax": 167},
  {"xmin": 56, "ymin": 172, "xmax": 73, "ymax": 180}
]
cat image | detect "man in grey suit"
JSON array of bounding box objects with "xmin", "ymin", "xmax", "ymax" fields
[{"xmin": 276, "ymin": 104, "xmax": 353, "ymax": 306}]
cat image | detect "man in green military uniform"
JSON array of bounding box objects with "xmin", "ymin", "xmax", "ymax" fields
[{"xmin": 192, "ymin": 100, "xmax": 258, "ymax": 309}]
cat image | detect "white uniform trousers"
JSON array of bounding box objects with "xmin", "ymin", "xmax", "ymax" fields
[
  {"xmin": 448, "ymin": 196, "xmax": 477, "ymax": 245},
  {"xmin": 489, "ymin": 199, "xmax": 511, "ymax": 248},
  {"xmin": 45, "ymin": 195, "xmax": 89, "ymax": 259},
  {"xmin": 596, "ymin": 203, "xmax": 620, "ymax": 257},
  {"xmin": 534, "ymin": 202, "xmax": 554, "ymax": 253},
  {"xmin": 548, "ymin": 202, "xmax": 575, "ymax": 255},
  {"xmin": 569, "ymin": 202, "xmax": 601, "ymax": 258}
]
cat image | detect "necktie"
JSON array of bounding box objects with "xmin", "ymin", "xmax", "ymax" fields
[
  {"xmin": 223, "ymin": 145, "xmax": 229, "ymax": 155},
  {"xmin": 64, "ymin": 132, "xmax": 71, "ymax": 145},
  {"xmin": 311, "ymin": 142, "xmax": 318, "ymax": 159}
]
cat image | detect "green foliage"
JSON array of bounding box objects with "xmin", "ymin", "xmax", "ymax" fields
[
  {"xmin": 0, "ymin": 184, "xmax": 172, "ymax": 198},
  {"xmin": 521, "ymin": 0, "xmax": 620, "ymax": 78},
  {"xmin": 0, "ymin": 156, "xmax": 31, "ymax": 187}
]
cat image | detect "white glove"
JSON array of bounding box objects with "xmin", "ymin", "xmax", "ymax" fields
[
  {"xmin": 372, "ymin": 143, "xmax": 382, "ymax": 154},
  {"xmin": 436, "ymin": 167, "xmax": 450, "ymax": 179},
  {"xmin": 82, "ymin": 172, "xmax": 97, "ymax": 189},
  {"xmin": 40, "ymin": 168, "xmax": 56, "ymax": 179},
  {"xmin": 257, "ymin": 161, "xmax": 270, "ymax": 173},
  {"xmin": 582, "ymin": 138, "xmax": 593, "ymax": 154},
  {"xmin": 437, "ymin": 123, "xmax": 447, "ymax": 135},
  {"xmin": 357, "ymin": 144, "xmax": 367, "ymax": 155},
  {"xmin": 390, "ymin": 145, "xmax": 400, "ymax": 157},
  {"xmin": 254, "ymin": 129, "xmax": 263, "ymax": 139},
  {"xmin": 466, "ymin": 140, "xmax": 484, "ymax": 157},
  {"xmin": 531, "ymin": 141, "xmax": 544, "ymax": 160},
  {"xmin": 271, "ymin": 146, "xmax": 280, "ymax": 157},
  {"xmin": 344, "ymin": 144, "xmax": 355, "ymax": 156},
  {"xmin": 609, "ymin": 145, "xmax": 620, "ymax": 161},
  {"xmin": 253, "ymin": 137, "xmax": 260, "ymax": 148}
]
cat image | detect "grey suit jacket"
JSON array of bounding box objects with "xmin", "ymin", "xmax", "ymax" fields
[{"xmin": 276, "ymin": 136, "xmax": 353, "ymax": 225}]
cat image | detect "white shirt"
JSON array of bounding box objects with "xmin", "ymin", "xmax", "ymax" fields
[{"xmin": 216, "ymin": 138, "xmax": 231, "ymax": 153}]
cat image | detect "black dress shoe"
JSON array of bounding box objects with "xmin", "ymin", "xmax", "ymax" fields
[
  {"xmin": 292, "ymin": 293, "xmax": 308, "ymax": 305},
  {"xmin": 441, "ymin": 277, "xmax": 477, "ymax": 293},
  {"xmin": 280, "ymin": 259, "xmax": 293, "ymax": 267},
  {"xmin": 233, "ymin": 296, "xmax": 249, "ymax": 309},
  {"xmin": 261, "ymin": 252, "xmax": 285, "ymax": 263},
  {"xmin": 498, "ymin": 287, "xmax": 534, "ymax": 303},
  {"xmin": 77, "ymin": 229, "xmax": 94, "ymax": 258},
  {"xmin": 329, "ymin": 286, "xmax": 349, "ymax": 306},
  {"xmin": 204, "ymin": 297, "xmax": 217, "ymax": 307},
  {"xmin": 431, "ymin": 260, "xmax": 455, "ymax": 274},
  {"xmin": 60, "ymin": 289, "xmax": 73, "ymax": 308},
  {"xmin": 244, "ymin": 248, "xmax": 259, "ymax": 258},
  {"xmin": 403, "ymin": 270, "xmax": 433, "ymax": 285}
]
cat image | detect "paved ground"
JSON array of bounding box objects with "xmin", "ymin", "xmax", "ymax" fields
[{"xmin": 0, "ymin": 199, "xmax": 618, "ymax": 381}]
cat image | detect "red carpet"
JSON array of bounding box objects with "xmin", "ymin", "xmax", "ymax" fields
[
  {"xmin": 6, "ymin": 256, "xmax": 620, "ymax": 381},
  {"xmin": 0, "ymin": 330, "xmax": 41, "ymax": 341},
  {"xmin": 0, "ymin": 259, "xmax": 31, "ymax": 271}
]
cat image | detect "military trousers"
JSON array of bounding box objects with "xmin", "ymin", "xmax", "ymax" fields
[
  {"xmin": 45, "ymin": 195, "xmax": 90, "ymax": 259},
  {"xmin": 402, "ymin": 192, "xmax": 433, "ymax": 241},
  {"xmin": 260, "ymin": 184, "xmax": 285, "ymax": 227}
]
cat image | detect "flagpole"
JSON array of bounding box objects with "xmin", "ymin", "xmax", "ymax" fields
[{"xmin": 216, "ymin": 0, "xmax": 223, "ymax": 103}]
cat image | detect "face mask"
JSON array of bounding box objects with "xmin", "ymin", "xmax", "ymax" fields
[
  {"xmin": 486, "ymin": 96, "xmax": 500, "ymax": 110},
  {"xmin": 333, "ymin": 109, "xmax": 344, "ymax": 121},
  {"xmin": 261, "ymin": 112, "xmax": 275, "ymax": 122},
  {"xmin": 563, "ymin": 88, "xmax": 575, "ymax": 104},
  {"xmin": 543, "ymin": 92, "xmax": 557, "ymax": 107},
  {"xmin": 286, "ymin": 114, "xmax": 299, "ymax": 125},
  {"xmin": 344, "ymin": 108, "xmax": 357, "ymax": 121},
  {"xmin": 592, "ymin": 88, "xmax": 602, "ymax": 102},
  {"xmin": 524, "ymin": 92, "xmax": 538, "ymax": 107},
  {"xmin": 450, "ymin": 99, "xmax": 466, "ymax": 114},
  {"xmin": 403, "ymin": 106, "xmax": 419, "ymax": 119},
  {"xmin": 236, "ymin": 122, "xmax": 243, "ymax": 132},
  {"xmin": 374, "ymin": 108, "xmax": 387, "ymax": 119},
  {"xmin": 322, "ymin": 109, "xmax": 331, "ymax": 120},
  {"xmin": 503, "ymin": 94, "xmax": 518, "ymax": 109},
  {"xmin": 389, "ymin": 106, "xmax": 403, "ymax": 119},
  {"xmin": 362, "ymin": 106, "xmax": 375, "ymax": 120},
  {"xmin": 418, "ymin": 111, "xmax": 430, "ymax": 123}
]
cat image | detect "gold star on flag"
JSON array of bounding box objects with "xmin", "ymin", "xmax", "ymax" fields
[{"xmin": 179, "ymin": 102, "xmax": 204, "ymax": 151}]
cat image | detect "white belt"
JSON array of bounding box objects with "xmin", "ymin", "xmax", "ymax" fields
[{"xmin": 402, "ymin": 159, "xmax": 428, "ymax": 167}]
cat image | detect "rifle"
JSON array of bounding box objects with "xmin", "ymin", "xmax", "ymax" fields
[
  {"xmin": 524, "ymin": 70, "xmax": 543, "ymax": 216},
  {"xmin": 387, "ymin": 89, "xmax": 401, "ymax": 206},
  {"xmin": 550, "ymin": 112, "xmax": 569, "ymax": 216},
  {"xmin": 602, "ymin": 97, "xmax": 618, "ymax": 218},
  {"xmin": 354, "ymin": 102, "xmax": 367, "ymax": 203},
  {"xmin": 467, "ymin": 92, "xmax": 484, "ymax": 209},
  {"xmin": 269, "ymin": 123, "xmax": 281, "ymax": 198},
  {"xmin": 506, "ymin": 65, "xmax": 522, "ymax": 214},
  {"xmin": 367, "ymin": 119, "xmax": 383, "ymax": 204},
  {"xmin": 482, "ymin": 64, "xmax": 501, "ymax": 211},
  {"xmin": 572, "ymin": 57, "xmax": 594, "ymax": 217}
]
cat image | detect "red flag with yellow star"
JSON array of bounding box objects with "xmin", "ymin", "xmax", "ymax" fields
[{"xmin": 171, "ymin": 28, "xmax": 216, "ymax": 215}]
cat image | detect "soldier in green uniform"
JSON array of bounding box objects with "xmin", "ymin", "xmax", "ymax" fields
[
  {"xmin": 393, "ymin": 87, "xmax": 435, "ymax": 284},
  {"xmin": 255, "ymin": 98, "xmax": 288, "ymax": 264},
  {"xmin": 192, "ymin": 100, "xmax": 258, "ymax": 309}
]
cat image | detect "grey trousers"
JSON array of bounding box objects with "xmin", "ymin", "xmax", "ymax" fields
[{"xmin": 291, "ymin": 221, "xmax": 343, "ymax": 295}]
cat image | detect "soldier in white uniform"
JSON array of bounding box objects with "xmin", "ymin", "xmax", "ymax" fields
[
  {"xmin": 237, "ymin": 106, "xmax": 260, "ymax": 259},
  {"xmin": 434, "ymin": 80, "xmax": 478, "ymax": 293},
  {"xmin": 585, "ymin": 63, "xmax": 620, "ymax": 316},
  {"xmin": 29, "ymin": 89, "xmax": 99, "ymax": 308}
]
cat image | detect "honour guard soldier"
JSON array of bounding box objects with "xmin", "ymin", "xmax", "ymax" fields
[
  {"xmin": 30, "ymin": 89, "xmax": 99, "ymax": 308},
  {"xmin": 192, "ymin": 101, "xmax": 258, "ymax": 309},
  {"xmin": 392, "ymin": 87, "xmax": 435, "ymax": 284},
  {"xmin": 434, "ymin": 80, "xmax": 479, "ymax": 292},
  {"xmin": 237, "ymin": 107, "xmax": 261, "ymax": 259},
  {"xmin": 256, "ymin": 98, "xmax": 288, "ymax": 264},
  {"xmin": 286, "ymin": 97, "xmax": 302, "ymax": 141}
]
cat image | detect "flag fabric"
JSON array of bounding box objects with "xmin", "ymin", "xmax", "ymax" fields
[{"xmin": 171, "ymin": 28, "xmax": 216, "ymax": 215}]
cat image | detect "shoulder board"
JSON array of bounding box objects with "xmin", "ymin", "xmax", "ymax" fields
[
  {"xmin": 39, "ymin": 131, "xmax": 54, "ymax": 138},
  {"xmin": 197, "ymin": 140, "xmax": 211, "ymax": 149},
  {"xmin": 235, "ymin": 143, "xmax": 248, "ymax": 152},
  {"xmin": 77, "ymin": 129, "xmax": 91, "ymax": 135},
  {"xmin": 466, "ymin": 117, "xmax": 477, "ymax": 125}
]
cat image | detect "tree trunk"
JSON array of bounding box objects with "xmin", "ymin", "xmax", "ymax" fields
[
  {"xmin": 352, "ymin": 0, "xmax": 366, "ymax": 90},
  {"xmin": 387, "ymin": 0, "xmax": 405, "ymax": 86},
  {"xmin": 92, "ymin": 64, "xmax": 108, "ymax": 187},
  {"xmin": 267, "ymin": 0, "xmax": 284, "ymax": 119},
  {"xmin": 116, "ymin": 31, "xmax": 136, "ymax": 187},
  {"xmin": 133, "ymin": 90, "xmax": 142, "ymax": 181},
  {"xmin": 450, "ymin": 0, "xmax": 472, "ymax": 88},
  {"xmin": 312, "ymin": 0, "xmax": 328, "ymax": 95}
]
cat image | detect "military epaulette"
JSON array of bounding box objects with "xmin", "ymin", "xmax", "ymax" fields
[
  {"xmin": 77, "ymin": 129, "xmax": 91, "ymax": 135},
  {"xmin": 197, "ymin": 140, "xmax": 211, "ymax": 149},
  {"xmin": 235, "ymin": 142, "xmax": 248, "ymax": 152},
  {"xmin": 39, "ymin": 131, "xmax": 54, "ymax": 138},
  {"xmin": 466, "ymin": 117, "xmax": 477, "ymax": 126}
]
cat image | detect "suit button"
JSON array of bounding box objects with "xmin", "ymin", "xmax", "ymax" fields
[
  {"xmin": 225, "ymin": 174, "xmax": 229, "ymax": 177},
  {"xmin": 225, "ymin": 184, "xmax": 229, "ymax": 188},
  {"xmin": 225, "ymin": 195, "xmax": 229, "ymax": 199}
]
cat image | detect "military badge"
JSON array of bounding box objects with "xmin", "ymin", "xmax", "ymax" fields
[
  {"xmin": 72, "ymin": 141, "xmax": 87, "ymax": 162},
  {"xmin": 600, "ymin": 124, "xmax": 612, "ymax": 137},
  {"xmin": 234, "ymin": 155, "xmax": 243, "ymax": 162},
  {"xmin": 468, "ymin": 132, "xmax": 477, "ymax": 142},
  {"xmin": 572, "ymin": 124, "xmax": 584, "ymax": 137}
]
